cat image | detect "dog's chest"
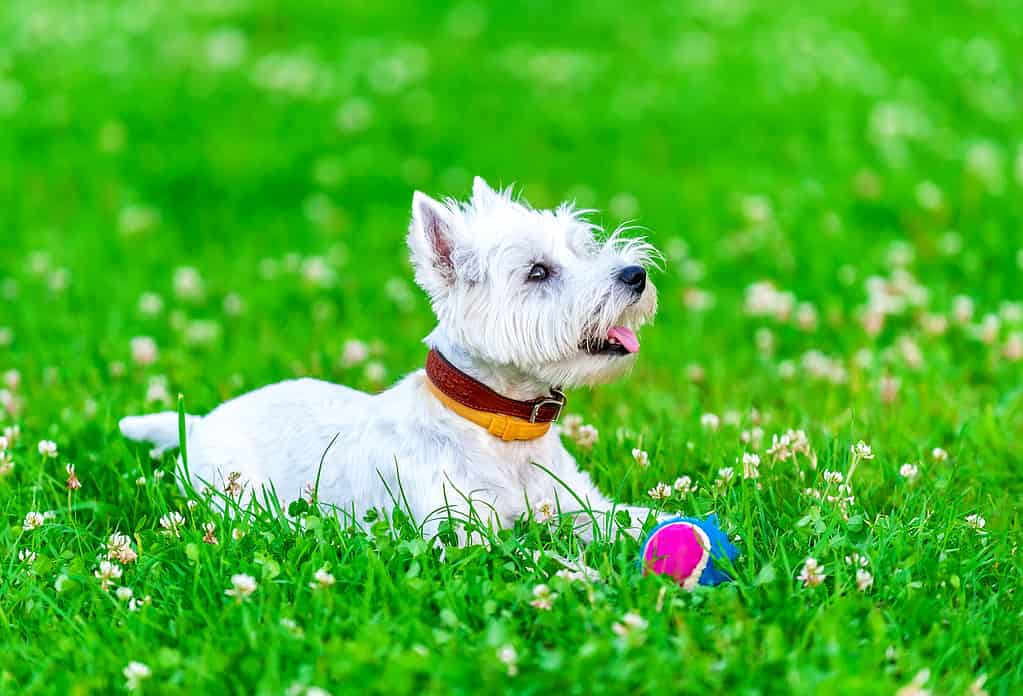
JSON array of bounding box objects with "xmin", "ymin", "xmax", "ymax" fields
[{"xmin": 454, "ymin": 429, "xmax": 567, "ymax": 494}]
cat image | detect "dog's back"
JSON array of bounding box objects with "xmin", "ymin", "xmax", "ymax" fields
[{"xmin": 121, "ymin": 378, "xmax": 371, "ymax": 499}]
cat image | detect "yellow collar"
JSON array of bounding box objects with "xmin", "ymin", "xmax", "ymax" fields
[{"xmin": 426, "ymin": 378, "xmax": 553, "ymax": 441}]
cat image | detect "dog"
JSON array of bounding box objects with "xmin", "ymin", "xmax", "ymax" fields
[{"xmin": 120, "ymin": 177, "xmax": 662, "ymax": 542}]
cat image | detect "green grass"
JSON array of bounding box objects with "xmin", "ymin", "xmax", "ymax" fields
[{"xmin": 2, "ymin": 0, "xmax": 1023, "ymax": 693}]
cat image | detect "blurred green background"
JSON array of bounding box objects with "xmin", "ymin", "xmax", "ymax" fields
[{"xmin": 3, "ymin": 0, "xmax": 1021, "ymax": 388}]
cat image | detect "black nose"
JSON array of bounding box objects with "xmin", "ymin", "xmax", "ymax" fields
[{"xmin": 618, "ymin": 265, "xmax": 647, "ymax": 293}]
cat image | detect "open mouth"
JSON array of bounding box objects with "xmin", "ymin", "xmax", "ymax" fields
[{"xmin": 581, "ymin": 325, "xmax": 641, "ymax": 356}]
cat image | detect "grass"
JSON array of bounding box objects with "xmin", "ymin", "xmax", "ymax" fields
[{"xmin": 2, "ymin": 0, "xmax": 1023, "ymax": 693}]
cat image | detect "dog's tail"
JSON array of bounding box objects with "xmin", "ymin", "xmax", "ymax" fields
[{"xmin": 119, "ymin": 412, "xmax": 201, "ymax": 455}]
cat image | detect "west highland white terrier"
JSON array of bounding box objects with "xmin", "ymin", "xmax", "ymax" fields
[{"xmin": 120, "ymin": 177, "xmax": 663, "ymax": 541}]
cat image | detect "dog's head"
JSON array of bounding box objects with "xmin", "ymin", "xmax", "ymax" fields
[{"xmin": 408, "ymin": 177, "xmax": 659, "ymax": 389}]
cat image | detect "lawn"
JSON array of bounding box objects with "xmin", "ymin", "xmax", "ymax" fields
[{"xmin": 2, "ymin": 0, "xmax": 1022, "ymax": 694}]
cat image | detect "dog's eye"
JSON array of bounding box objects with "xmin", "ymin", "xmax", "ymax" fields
[{"xmin": 527, "ymin": 263, "xmax": 550, "ymax": 282}]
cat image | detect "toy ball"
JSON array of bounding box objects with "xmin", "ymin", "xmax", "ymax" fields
[{"xmin": 639, "ymin": 514, "xmax": 739, "ymax": 590}]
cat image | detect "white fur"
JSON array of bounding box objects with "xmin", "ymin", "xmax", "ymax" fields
[{"xmin": 121, "ymin": 177, "xmax": 664, "ymax": 541}]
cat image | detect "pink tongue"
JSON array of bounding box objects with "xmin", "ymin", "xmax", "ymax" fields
[{"xmin": 607, "ymin": 326, "xmax": 640, "ymax": 353}]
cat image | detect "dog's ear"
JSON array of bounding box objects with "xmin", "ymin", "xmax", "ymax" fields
[
  {"xmin": 409, "ymin": 191, "xmax": 459, "ymax": 293},
  {"xmin": 471, "ymin": 176, "xmax": 499, "ymax": 206}
]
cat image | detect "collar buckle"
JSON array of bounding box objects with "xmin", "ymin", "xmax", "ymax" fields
[{"xmin": 530, "ymin": 388, "xmax": 566, "ymax": 423}]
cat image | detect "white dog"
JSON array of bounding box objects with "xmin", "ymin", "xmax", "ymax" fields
[{"xmin": 120, "ymin": 177, "xmax": 662, "ymax": 541}]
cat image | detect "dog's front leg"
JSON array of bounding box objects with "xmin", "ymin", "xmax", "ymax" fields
[{"xmin": 542, "ymin": 446, "xmax": 670, "ymax": 543}]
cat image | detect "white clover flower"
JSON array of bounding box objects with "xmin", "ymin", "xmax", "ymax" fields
[
  {"xmin": 554, "ymin": 568, "xmax": 598, "ymax": 583},
  {"xmin": 159, "ymin": 511, "xmax": 186, "ymax": 537},
  {"xmin": 560, "ymin": 414, "xmax": 583, "ymax": 439},
  {"xmin": 19, "ymin": 549, "xmax": 36, "ymax": 564},
  {"xmin": 184, "ymin": 319, "xmax": 221, "ymax": 346},
  {"xmin": 130, "ymin": 336, "xmax": 158, "ymax": 366},
  {"xmin": 879, "ymin": 375, "xmax": 901, "ymax": 403},
  {"xmin": 741, "ymin": 426, "xmax": 765, "ymax": 450},
  {"xmin": 172, "ymin": 266, "xmax": 205, "ymax": 301},
  {"xmin": 899, "ymin": 463, "xmax": 919, "ymax": 482},
  {"xmin": 145, "ymin": 376, "xmax": 171, "ymax": 405},
  {"xmin": 796, "ymin": 302, "xmax": 818, "ymax": 331},
  {"xmin": 232, "ymin": 528, "xmax": 246, "ymax": 541},
  {"xmin": 225, "ymin": 573, "xmax": 258, "ymax": 601},
  {"xmin": 797, "ymin": 557, "xmax": 826, "ymax": 588},
  {"xmin": 310, "ymin": 568, "xmax": 336, "ymax": 590},
  {"xmin": 205, "ymin": 27, "xmax": 247, "ymax": 68},
  {"xmin": 612, "ymin": 611, "xmax": 648, "ymax": 644},
  {"xmin": 976, "ymin": 313, "xmax": 1001, "ymax": 345},
  {"xmin": 844, "ymin": 553, "xmax": 869, "ymax": 567},
  {"xmin": 335, "ymin": 97, "xmax": 374, "ymax": 132},
  {"xmin": 223, "ymin": 471, "xmax": 243, "ymax": 498},
  {"xmin": 280, "ymin": 617, "xmax": 303, "ymax": 636},
  {"xmin": 118, "ymin": 204, "xmax": 159, "ymax": 236},
  {"xmin": 123, "ymin": 661, "xmax": 152, "ymax": 691},
  {"xmin": 767, "ymin": 433, "xmax": 792, "ymax": 461},
  {"xmin": 931, "ymin": 447, "xmax": 948, "ymax": 462},
  {"xmin": 202, "ymin": 522, "xmax": 219, "ymax": 545},
  {"xmin": 968, "ymin": 674, "xmax": 989, "ymax": 696},
  {"xmin": 647, "ymin": 482, "xmax": 672, "ymax": 500},
  {"xmin": 715, "ymin": 467, "xmax": 734, "ymax": 488},
  {"xmin": 38, "ymin": 440, "xmax": 58, "ymax": 458},
  {"xmin": 108, "ymin": 532, "xmax": 138, "ymax": 564},
  {"xmin": 529, "ymin": 584, "xmax": 557, "ymax": 610},
  {"xmin": 741, "ymin": 452, "xmax": 760, "ymax": 479},
  {"xmin": 631, "ymin": 448, "xmax": 649, "ymax": 468},
  {"xmin": 533, "ymin": 498, "xmax": 556, "ymax": 524},
  {"xmin": 965, "ymin": 514, "xmax": 987, "ymax": 534},
  {"xmin": 952, "ymin": 295, "xmax": 975, "ymax": 324},
  {"xmin": 920, "ymin": 312, "xmax": 948, "ymax": 336},
  {"xmin": 116, "ymin": 586, "xmax": 134, "ymax": 602},
  {"xmin": 128, "ymin": 595, "xmax": 153, "ymax": 612},
  {"xmin": 823, "ymin": 470, "xmax": 845, "ymax": 485},
  {"xmin": 575, "ymin": 424, "xmax": 598, "ymax": 448},
  {"xmin": 300, "ymin": 256, "xmax": 336, "ymax": 287},
  {"xmin": 65, "ymin": 462, "xmax": 81, "ymax": 490},
  {"xmin": 22, "ymin": 511, "xmax": 45, "ymax": 531},
  {"xmin": 496, "ymin": 645, "xmax": 518, "ymax": 677},
  {"xmin": 700, "ymin": 412, "xmax": 720, "ymax": 430},
  {"xmin": 340, "ymin": 339, "xmax": 369, "ymax": 367},
  {"xmin": 850, "ymin": 441, "xmax": 874, "ymax": 460},
  {"xmin": 364, "ymin": 361, "xmax": 386, "ymax": 382},
  {"xmin": 673, "ymin": 475, "xmax": 696, "ymax": 495},
  {"xmin": 95, "ymin": 560, "xmax": 123, "ymax": 590},
  {"xmin": 222, "ymin": 292, "xmax": 246, "ymax": 316},
  {"xmin": 856, "ymin": 569, "xmax": 874, "ymax": 592},
  {"xmin": 1006, "ymin": 332, "xmax": 1023, "ymax": 362},
  {"xmin": 137, "ymin": 292, "xmax": 164, "ymax": 316},
  {"xmin": 895, "ymin": 668, "xmax": 931, "ymax": 696}
]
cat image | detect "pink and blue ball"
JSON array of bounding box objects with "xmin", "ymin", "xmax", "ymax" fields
[{"xmin": 639, "ymin": 514, "xmax": 739, "ymax": 589}]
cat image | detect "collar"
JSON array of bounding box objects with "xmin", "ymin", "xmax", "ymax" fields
[{"xmin": 424, "ymin": 349, "xmax": 566, "ymax": 441}]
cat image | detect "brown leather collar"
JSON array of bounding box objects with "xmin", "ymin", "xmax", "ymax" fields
[{"xmin": 425, "ymin": 350, "xmax": 566, "ymax": 424}]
